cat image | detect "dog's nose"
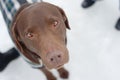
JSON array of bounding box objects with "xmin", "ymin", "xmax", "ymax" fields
[
  {"xmin": 50, "ymin": 54, "xmax": 61, "ymax": 62},
  {"xmin": 47, "ymin": 51, "xmax": 63, "ymax": 68}
]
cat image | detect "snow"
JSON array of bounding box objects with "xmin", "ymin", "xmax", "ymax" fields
[{"xmin": 0, "ymin": 0, "xmax": 120, "ymax": 80}]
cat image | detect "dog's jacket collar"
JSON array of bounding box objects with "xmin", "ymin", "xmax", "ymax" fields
[
  {"xmin": 20, "ymin": 51, "xmax": 44, "ymax": 69},
  {"xmin": 15, "ymin": 47, "xmax": 44, "ymax": 69}
]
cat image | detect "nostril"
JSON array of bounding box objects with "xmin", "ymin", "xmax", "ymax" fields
[
  {"xmin": 50, "ymin": 58, "xmax": 54, "ymax": 61},
  {"xmin": 58, "ymin": 55, "xmax": 61, "ymax": 58}
]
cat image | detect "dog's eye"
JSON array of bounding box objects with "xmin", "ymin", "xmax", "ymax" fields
[
  {"xmin": 53, "ymin": 21, "xmax": 58, "ymax": 27},
  {"xmin": 25, "ymin": 32, "xmax": 34, "ymax": 39}
]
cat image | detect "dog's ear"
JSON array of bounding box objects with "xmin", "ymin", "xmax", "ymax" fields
[
  {"xmin": 10, "ymin": 3, "xmax": 40, "ymax": 64},
  {"xmin": 56, "ymin": 6, "xmax": 70, "ymax": 29}
]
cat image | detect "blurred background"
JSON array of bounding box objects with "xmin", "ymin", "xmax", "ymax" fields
[{"xmin": 0, "ymin": 0, "xmax": 120, "ymax": 80}]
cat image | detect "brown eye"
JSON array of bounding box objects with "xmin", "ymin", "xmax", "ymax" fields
[
  {"xmin": 25, "ymin": 32, "xmax": 33, "ymax": 39},
  {"xmin": 53, "ymin": 21, "xmax": 58, "ymax": 28}
]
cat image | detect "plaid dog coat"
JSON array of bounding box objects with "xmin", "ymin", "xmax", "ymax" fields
[{"xmin": 0, "ymin": 0, "xmax": 44, "ymax": 69}]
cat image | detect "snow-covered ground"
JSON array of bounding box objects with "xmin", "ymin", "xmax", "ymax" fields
[{"xmin": 0, "ymin": 0, "xmax": 120, "ymax": 80}]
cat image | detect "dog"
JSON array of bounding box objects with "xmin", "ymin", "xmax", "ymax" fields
[{"xmin": 10, "ymin": 2, "xmax": 70, "ymax": 80}]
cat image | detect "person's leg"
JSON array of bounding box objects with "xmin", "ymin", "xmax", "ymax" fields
[
  {"xmin": 0, "ymin": 48, "xmax": 19, "ymax": 71},
  {"xmin": 81, "ymin": 0, "xmax": 96, "ymax": 8},
  {"xmin": 115, "ymin": 1, "xmax": 120, "ymax": 30},
  {"xmin": 115, "ymin": 18, "xmax": 120, "ymax": 30}
]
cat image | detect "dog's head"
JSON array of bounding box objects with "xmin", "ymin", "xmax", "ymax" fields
[{"xmin": 10, "ymin": 2, "xmax": 70, "ymax": 69}]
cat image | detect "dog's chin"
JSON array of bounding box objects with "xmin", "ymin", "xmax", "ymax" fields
[
  {"xmin": 45, "ymin": 59, "xmax": 69, "ymax": 70},
  {"xmin": 45, "ymin": 64, "xmax": 63, "ymax": 70},
  {"xmin": 55, "ymin": 65, "xmax": 63, "ymax": 69}
]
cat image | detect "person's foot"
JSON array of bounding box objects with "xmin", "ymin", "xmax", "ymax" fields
[
  {"xmin": 115, "ymin": 18, "xmax": 120, "ymax": 30},
  {"xmin": 81, "ymin": 0, "xmax": 96, "ymax": 8},
  {"xmin": 0, "ymin": 48, "xmax": 20, "ymax": 72}
]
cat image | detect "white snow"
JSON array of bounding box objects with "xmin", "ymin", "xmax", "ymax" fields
[{"xmin": 0, "ymin": 0, "xmax": 120, "ymax": 80}]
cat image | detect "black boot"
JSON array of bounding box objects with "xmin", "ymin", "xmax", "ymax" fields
[
  {"xmin": 0, "ymin": 48, "xmax": 20, "ymax": 72},
  {"xmin": 81, "ymin": 0, "xmax": 96, "ymax": 8},
  {"xmin": 115, "ymin": 18, "xmax": 120, "ymax": 30}
]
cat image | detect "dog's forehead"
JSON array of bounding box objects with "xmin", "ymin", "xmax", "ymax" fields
[
  {"xmin": 17, "ymin": 2, "xmax": 63, "ymax": 32},
  {"xmin": 25, "ymin": 3, "xmax": 61, "ymax": 17}
]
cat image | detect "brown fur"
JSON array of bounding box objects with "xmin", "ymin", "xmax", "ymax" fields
[{"xmin": 10, "ymin": 2, "xmax": 70, "ymax": 80}]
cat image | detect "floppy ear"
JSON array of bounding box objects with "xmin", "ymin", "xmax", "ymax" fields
[
  {"xmin": 10, "ymin": 3, "xmax": 40, "ymax": 64},
  {"xmin": 56, "ymin": 6, "xmax": 71, "ymax": 29}
]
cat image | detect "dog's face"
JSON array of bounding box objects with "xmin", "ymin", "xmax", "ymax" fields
[{"xmin": 11, "ymin": 2, "xmax": 70, "ymax": 69}]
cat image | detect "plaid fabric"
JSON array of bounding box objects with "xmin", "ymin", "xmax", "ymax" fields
[
  {"xmin": 0, "ymin": 0, "xmax": 41, "ymax": 28},
  {"xmin": 0, "ymin": 0, "xmax": 43, "ymax": 69}
]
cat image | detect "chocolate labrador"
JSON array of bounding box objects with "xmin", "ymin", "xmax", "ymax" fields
[{"xmin": 10, "ymin": 2, "xmax": 70, "ymax": 80}]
